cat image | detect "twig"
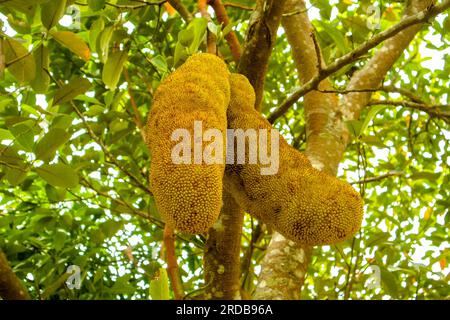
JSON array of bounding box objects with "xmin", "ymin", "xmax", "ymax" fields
[
  {"xmin": 123, "ymin": 68, "xmax": 147, "ymax": 143},
  {"xmin": 163, "ymin": 226, "xmax": 185, "ymax": 300},
  {"xmin": 350, "ymin": 171, "xmax": 404, "ymax": 185},
  {"xmin": 368, "ymin": 99, "xmax": 450, "ymax": 122},
  {"xmin": 223, "ymin": 1, "xmax": 255, "ymax": 11},
  {"xmin": 268, "ymin": 0, "xmax": 450, "ymax": 123},
  {"xmin": 168, "ymin": 0, "xmax": 193, "ymax": 22}
]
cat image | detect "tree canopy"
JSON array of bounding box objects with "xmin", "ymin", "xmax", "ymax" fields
[{"xmin": 0, "ymin": 0, "xmax": 449, "ymax": 300}]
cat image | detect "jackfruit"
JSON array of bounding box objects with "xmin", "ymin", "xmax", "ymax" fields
[
  {"xmin": 146, "ymin": 53, "xmax": 230, "ymax": 234},
  {"xmin": 225, "ymin": 74, "xmax": 363, "ymax": 245}
]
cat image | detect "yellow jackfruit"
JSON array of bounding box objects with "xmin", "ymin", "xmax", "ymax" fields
[
  {"xmin": 146, "ymin": 53, "xmax": 230, "ymax": 234},
  {"xmin": 225, "ymin": 74, "xmax": 363, "ymax": 245}
]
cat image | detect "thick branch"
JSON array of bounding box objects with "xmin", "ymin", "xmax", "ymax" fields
[
  {"xmin": 254, "ymin": 234, "xmax": 311, "ymax": 300},
  {"xmin": 255, "ymin": 0, "xmax": 337, "ymax": 300},
  {"xmin": 204, "ymin": 191, "xmax": 243, "ymax": 299},
  {"xmin": 238, "ymin": 0, "xmax": 288, "ymax": 110},
  {"xmin": 0, "ymin": 249, "xmax": 31, "ymax": 300},
  {"xmin": 268, "ymin": 0, "xmax": 450, "ymax": 123}
]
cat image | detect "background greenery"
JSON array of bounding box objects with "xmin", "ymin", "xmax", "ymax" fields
[{"xmin": 0, "ymin": 0, "xmax": 448, "ymax": 299}]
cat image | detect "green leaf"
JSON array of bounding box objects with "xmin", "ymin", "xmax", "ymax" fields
[
  {"xmin": 51, "ymin": 30, "xmax": 91, "ymax": 61},
  {"xmin": 35, "ymin": 128, "xmax": 71, "ymax": 161},
  {"xmin": 97, "ymin": 25, "xmax": 114, "ymax": 62},
  {"xmin": 0, "ymin": 129, "xmax": 14, "ymax": 140},
  {"xmin": 360, "ymin": 105, "xmax": 387, "ymax": 136},
  {"xmin": 89, "ymin": 17, "xmax": 105, "ymax": 53},
  {"xmin": 53, "ymin": 77, "xmax": 92, "ymax": 106},
  {"xmin": 84, "ymin": 105, "xmax": 105, "ymax": 117},
  {"xmin": 149, "ymin": 268, "xmax": 170, "ymax": 300},
  {"xmin": 178, "ymin": 29, "xmax": 194, "ymax": 47},
  {"xmin": 41, "ymin": 0, "xmax": 67, "ymax": 30},
  {"xmin": 345, "ymin": 120, "xmax": 362, "ymax": 138},
  {"xmin": 45, "ymin": 184, "xmax": 67, "ymax": 202},
  {"xmin": 30, "ymin": 44, "xmax": 50, "ymax": 93},
  {"xmin": 410, "ymin": 172, "xmax": 441, "ymax": 181},
  {"xmin": 150, "ymin": 55, "xmax": 168, "ymax": 75},
  {"xmin": 7, "ymin": 13, "xmax": 31, "ymax": 34},
  {"xmin": 88, "ymin": 0, "xmax": 105, "ymax": 11},
  {"xmin": 100, "ymin": 220, "xmax": 123, "ymax": 238},
  {"xmin": 361, "ymin": 135, "xmax": 387, "ymax": 148},
  {"xmin": 5, "ymin": 166, "xmax": 28, "ymax": 186},
  {"xmin": 317, "ymin": 20, "xmax": 347, "ymax": 55},
  {"xmin": 35, "ymin": 163, "xmax": 79, "ymax": 188},
  {"xmin": 102, "ymin": 50, "xmax": 128, "ymax": 90},
  {"xmin": 380, "ymin": 267, "xmax": 399, "ymax": 298},
  {"xmin": 2, "ymin": 37, "xmax": 36, "ymax": 82},
  {"xmin": 10, "ymin": 120, "xmax": 35, "ymax": 151},
  {"xmin": 53, "ymin": 229, "xmax": 68, "ymax": 251}
]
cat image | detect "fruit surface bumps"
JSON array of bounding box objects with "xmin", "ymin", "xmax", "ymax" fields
[
  {"xmin": 147, "ymin": 53, "xmax": 230, "ymax": 234},
  {"xmin": 225, "ymin": 74, "xmax": 363, "ymax": 245}
]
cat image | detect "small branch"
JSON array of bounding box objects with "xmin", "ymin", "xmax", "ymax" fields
[
  {"xmin": 168, "ymin": 0, "xmax": 193, "ymax": 22},
  {"xmin": 368, "ymin": 99, "xmax": 450, "ymax": 122},
  {"xmin": 268, "ymin": 0, "xmax": 450, "ymax": 123},
  {"xmin": 163, "ymin": 226, "xmax": 185, "ymax": 300},
  {"xmin": 123, "ymin": 68, "xmax": 147, "ymax": 143},
  {"xmin": 0, "ymin": 249, "xmax": 31, "ymax": 300},
  {"xmin": 198, "ymin": 0, "xmax": 218, "ymax": 54},
  {"xmin": 208, "ymin": 0, "xmax": 242, "ymax": 63},
  {"xmin": 310, "ymin": 31, "xmax": 322, "ymax": 73},
  {"xmin": 350, "ymin": 171, "xmax": 404, "ymax": 185},
  {"xmin": 223, "ymin": 1, "xmax": 255, "ymax": 11}
]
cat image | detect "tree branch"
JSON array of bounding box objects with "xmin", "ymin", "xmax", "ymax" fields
[
  {"xmin": 163, "ymin": 226, "xmax": 185, "ymax": 300},
  {"xmin": 208, "ymin": 0, "xmax": 242, "ymax": 63},
  {"xmin": 268, "ymin": 0, "xmax": 450, "ymax": 123},
  {"xmin": 254, "ymin": 0, "xmax": 337, "ymax": 300},
  {"xmin": 350, "ymin": 171, "xmax": 404, "ymax": 185},
  {"xmin": 168, "ymin": 0, "xmax": 193, "ymax": 22},
  {"xmin": 204, "ymin": 191, "xmax": 243, "ymax": 299},
  {"xmin": 342, "ymin": 0, "xmax": 438, "ymax": 120},
  {"xmin": 368, "ymin": 99, "xmax": 450, "ymax": 122},
  {"xmin": 0, "ymin": 249, "xmax": 31, "ymax": 300},
  {"xmin": 238, "ymin": 0, "xmax": 288, "ymax": 110},
  {"xmin": 199, "ymin": 0, "xmax": 218, "ymax": 54}
]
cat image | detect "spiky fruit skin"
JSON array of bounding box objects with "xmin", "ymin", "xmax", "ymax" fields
[
  {"xmin": 225, "ymin": 74, "xmax": 363, "ymax": 245},
  {"xmin": 146, "ymin": 53, "xmax": 230, "ymax": 234}
]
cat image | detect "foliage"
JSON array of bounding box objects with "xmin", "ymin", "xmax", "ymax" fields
[{"xmin": 0, "ymin": 0, "xmax": 448, "ymax": 300}]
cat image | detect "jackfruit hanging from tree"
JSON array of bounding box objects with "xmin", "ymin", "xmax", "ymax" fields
[
  {"xmin": 146, "ymin": 53, "xmax": 230, "ymax": 234},
  {"xmin": 225, "ymin": 74, "xmax": 363, "ymax": 246}
]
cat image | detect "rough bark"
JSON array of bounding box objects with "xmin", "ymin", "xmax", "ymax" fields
[
  {"xmin": 254, "ymin": 0, "xmax": 435, "ymax": 300},
  {"xmin": 254, "ymin": 0, "xmax": 340, "ymax": 300},
  {"xmin": 0, "ymin": 249, "xmax": 31, "ymax": 300},
  {"xmin": 238, "ymin": 0, "xmax": 288, "ymax": 110},
  {"xmin": 204, "ymin": 191, "xmax": 243, "ymax": 299}
]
